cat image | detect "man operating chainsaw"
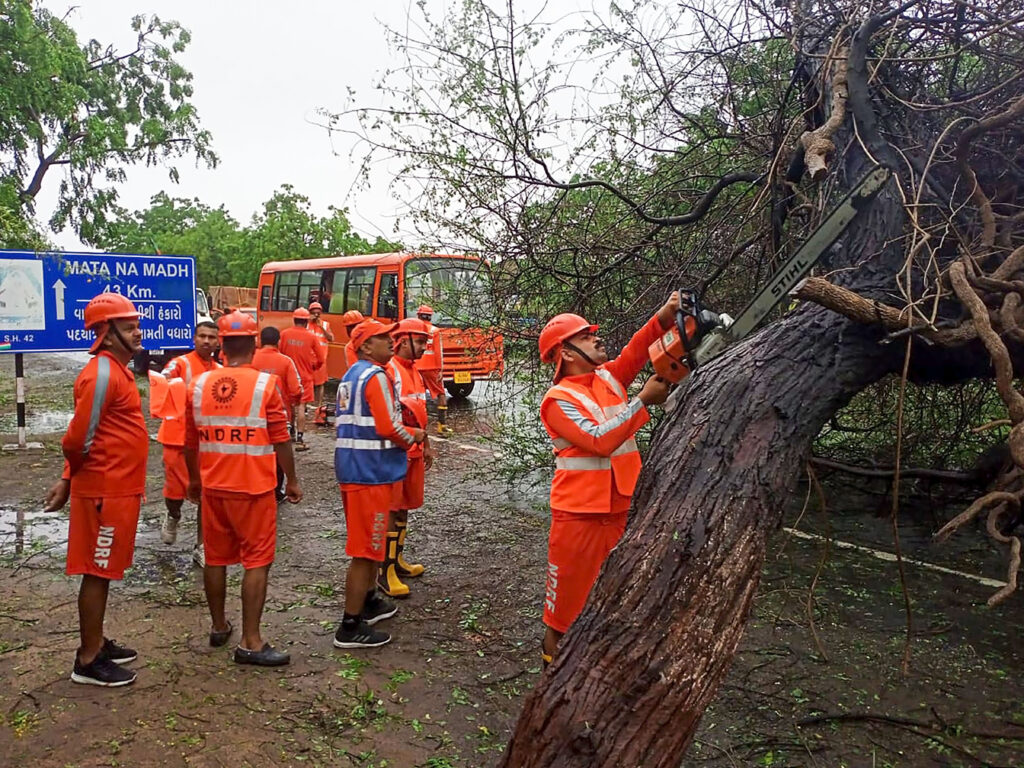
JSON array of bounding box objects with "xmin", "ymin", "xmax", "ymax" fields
[{"xmin": 536, "ymin": 291, "xmax": 681, "ymax": 665}]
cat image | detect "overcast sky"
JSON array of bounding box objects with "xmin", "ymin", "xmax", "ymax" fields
[{"xmin": 38, "ymin": 0, "xmax": 423, "ymax": 250}]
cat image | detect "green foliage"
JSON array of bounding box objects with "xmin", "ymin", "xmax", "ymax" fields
[
  {"xmin": 816, "ymin": 378, "xmax": 1008, "ymax": 472},
  {"xmin": 235, "ymin": 184, "xmax": 400, "ymax": 285},
  {"xmin": 93, "ymin": 185, "xmax": 402, "ymax": 288},
  {"xmin": 93, "ymin": 192, "xmax": 243, "ymax": 287},
  {"xmin": 0, "ymin": 1, "xmax": 216, "ymax": 242}
]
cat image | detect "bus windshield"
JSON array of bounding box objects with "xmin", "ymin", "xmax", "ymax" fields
[{"xmin": 404, "ymin": 258, "xmax": 494, "ymax": 327}]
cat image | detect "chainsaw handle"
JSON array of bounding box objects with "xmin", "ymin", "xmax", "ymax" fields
[{"xmin": 678, "ymin": 288, "xmax": 702, "ymax": 357}]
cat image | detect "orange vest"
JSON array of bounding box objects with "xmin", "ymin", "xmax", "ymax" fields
[
  {"xmin": 149, "ymin": 372, "xmax": 187, "ymax": 446},
  {"xmin": 541, "ymin": 368, "xmax": 642, "ymax": 513},
  {"xmin": 388, "ymin": 356, "xmax": 428, "ymax": 457},
  {"xmin": 191, "ymin": 367, "xmax": 278, "ymax": 494},
  {"xmin": 414, "ymin": 324, "xmax": 443, "ymax": 372},
  {"xmin": 159, "ymin": 351, "xmax": 220, "ymax": 445}
]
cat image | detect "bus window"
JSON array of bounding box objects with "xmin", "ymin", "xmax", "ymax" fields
[
  {"xmin": 377, "ymin": 273, "xmax": 399, "ymax": 319},
  {"xmin": 260, "ymin": 285, "xmax": 271, "ymax": 311},
  {"xmin": 329, "ymin": 266, "xmax": 377, "ymax": 315},
  {"xmin": 403, "ymin": 257, "xmax": 493, "ymax": 328},
  {"xmin": 273, "ymin": 269, "xmax": 324, "ymax": 311}
]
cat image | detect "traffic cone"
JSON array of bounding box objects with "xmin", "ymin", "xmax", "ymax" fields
[
  {"xmin": 377, "ymin": 531, "xmax": 410, "ymax": 598},
  {"xmin": 395, "ymin": 519, "xmax": 424, "ymax": 577}
]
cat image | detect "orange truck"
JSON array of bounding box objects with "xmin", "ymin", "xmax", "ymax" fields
[{"xmin": 256, "ymin": 253, "xmax": 503, "ymax": 398}]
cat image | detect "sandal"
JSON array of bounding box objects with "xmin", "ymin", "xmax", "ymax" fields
[{"xmin": 209, "ymin": 621, "xmax": 234, "ymax": 648}]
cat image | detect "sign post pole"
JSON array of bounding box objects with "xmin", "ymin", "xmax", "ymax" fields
[{"xmin": 3, "ymin": 352, "xmax": 44, "ymax": 452}]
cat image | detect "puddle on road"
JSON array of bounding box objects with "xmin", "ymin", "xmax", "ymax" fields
[
  {"xmin": 0, "ymin": 409, "xmax": 71, "ymax": 434},
  {"xmin": 0, "ymin": 506, "xmax": 68, "ymax": 556}
]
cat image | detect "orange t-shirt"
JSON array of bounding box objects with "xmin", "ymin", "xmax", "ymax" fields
[
  {"xmin": 280, "ymin": 325, "xmax": 323, "ymax": 387},
  {"xmin": 253, "ymin": 345, "xmax": 303, "ymax": 416},
  {"xmin": 61, "ymin": 351, "xmax": 149, "ymax": 498},
  {"xmin": 310, "ymin": 320, "xmax": 332, "ymax": 385}
]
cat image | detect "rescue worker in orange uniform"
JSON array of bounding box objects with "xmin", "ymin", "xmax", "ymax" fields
[
  {"xmin": 333, "ymin": 320, "xmax": 425, "ymax": 649},
  {"xmin": 185, "ymin": 311, "xmax": 302, "ymax": 667},
  {"xmin": 536, "ymin": 292, "xmax": 679, "ymax": 664},
  {"xmin": 414, "ymin": 304, "xmax": 452, "ymax": 435},
  {"xmin": 341, "ymin": 309, "xmax": 364, "ymax": 369},
  {"xmin": 380, "ymin": 318, "xmax": 436, "ymax": 598},
  {"xmin": 44, "ymin": 293, "xmax": 148, "ymax": 687},
  {"xmin": 156, "ymin": 321, "xmax": 221, "ymax": 567},
  {"xmin": 280, "ymin": 307, "xmax": 324, "ymax": 451},
  {"xmin": 253, "ymin": 325, "xmax": 303, "ymax": 500},
  {"xmin": 308, "ymin": 301, "xmax": 334, "ymax": 414}
]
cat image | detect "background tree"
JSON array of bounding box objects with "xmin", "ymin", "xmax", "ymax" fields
[
  {"xmin": 331, "ymin": 0, "xmax": 1024, "ymax": 764},
  {"xmin": 0, "ymin": 0, "xmax": 215, "ymax": 245},
  {"xmin": 93, "ymin": 185, "xmax": 402, "ymax": 288}
]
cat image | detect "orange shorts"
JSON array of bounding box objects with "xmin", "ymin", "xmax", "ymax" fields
[
  {"xmin": 421, "ymin": 370, "xmax": 444, "ymax": 398},
  {"xmin": 162, "ymin": 445, "xmax": 188, "ymax": 501},
  {"xmin": 300, "ymin": 379, "xmax": 315, "ymax": 404},
  {"xmin": 391, "ymin": 456, "xmax": 425, "ymax": 511},
  {"xmin": 202, "ymin": 490, "xmax": 277, "ymax": 569},
  {"xmin": 543, "ymin": 509, "xmax": 628, "ymax": 633},
  {"xmin": 340, "ymin": 483, "xmax": 400, "ymax": 561},
  {"xmin": 66, "ymin": 495, "xmax": 142, "ymax": 580}
]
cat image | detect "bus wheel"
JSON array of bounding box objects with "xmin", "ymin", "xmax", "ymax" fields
[{"xmin": 445, "ymin": 381, "xmax": 475, "ymax": 400}]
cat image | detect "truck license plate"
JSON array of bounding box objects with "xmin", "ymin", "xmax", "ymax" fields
[{"xmin": 453, "ymin": 371, "xmax": 471, "ymax": 384}]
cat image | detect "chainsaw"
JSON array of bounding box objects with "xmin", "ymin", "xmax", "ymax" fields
[{"xmin": 649, "ymin": 165, "xmax": 892, "ymax": 385}]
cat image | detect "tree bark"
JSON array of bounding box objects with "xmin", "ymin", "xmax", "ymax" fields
[{"xmin": 498, "ymin": 157, "xmax": 991, "ymax": 765}]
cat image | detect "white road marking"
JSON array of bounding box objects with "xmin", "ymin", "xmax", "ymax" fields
[
  {"xmin": 451, "ymin": 442, "xmax": 495, "ymax": 455},
  {"xmin": 783, "ymin": 527, "xmax": 1008, "ymax": 588}
]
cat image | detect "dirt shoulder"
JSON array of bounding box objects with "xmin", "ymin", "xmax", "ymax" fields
[{"xmin": 0, "ymin": 355, "xmax": 1022, "ymax": 767}]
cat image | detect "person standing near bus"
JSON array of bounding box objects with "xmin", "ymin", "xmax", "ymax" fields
[
  {"xmin": 158, "ymin": 321, "xmax": 221, "ymax": 567},
  {"xmin": 44, "ymin": 293, "xmax": 147, "ymax": 687},
  {"xmin": 185, "ymin": 311, "xmax": 302, "ymax": 666},
  {"xmin": 253, "ymin": 325, "xmax": 303, "ymax": 500},
  {"xmin": 280, "ymin": 307, "xmax": 324, "ymax": 451},
  {"xmin": 414, "ymin": 305, "xmax": 452, "ymax": 435},
  {"xmin": 341, "ymin": 309, "xmax": 364, "ymax": 369},
  {"xmin": 333, "ymin": 320, "xmax": 425, "ymax": 648},
  {"xmin": 308, "ymin": 301, "xmax": 334, "ymax": 413},
  {"xmin": 380, "ymin": 318, "xmax": 435, "ymax": 598}
]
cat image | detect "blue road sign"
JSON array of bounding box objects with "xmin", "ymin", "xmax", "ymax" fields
[{"xmin": 0, "ymin": 250, "xmax": 197, "ymax": 354}]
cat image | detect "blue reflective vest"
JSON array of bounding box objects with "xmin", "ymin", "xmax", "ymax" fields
[{"xmin": 334, "ymin": 360, "xmax": 408, "ymax": 485}]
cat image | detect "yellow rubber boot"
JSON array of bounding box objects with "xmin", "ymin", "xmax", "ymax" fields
[
  {"xmin": 395, "ymin": 520, "xmax": 424, "ymax": 578},
  {"xmin": 436, "ymin": 405, "xmax": 454, "ymax": 436},
  {"xmin": 377, "ymin": 531, "xmax": 410, "ymax": 598}
]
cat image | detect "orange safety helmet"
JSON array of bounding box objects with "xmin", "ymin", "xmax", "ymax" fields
[
  {"xmin": 292, "ymin": 307, "xmax": 311, "ymax": 321},
  {"xmin": 217, "ymin": 310, "xmax": 258, "ymax": 337},
  {"xmin": 309, "ymin": 301, "xmax": 323, "ymax": 312},
  {"xmin": 84, "ymin": 293, "xmax": 140, "ymax": 353},
  {"xmin": 416, "ymin": 304, "xmax": 434, "ymax": 316},
  {"xmin": 538, "ymin": 313, "xmax": 598, "ymax": 363},
  {"xmin": 340, "ymin": 309, "xmax": 364, "ymax": 326},
  {"xmin": 391, "ymin": 318, "xmax": 431, "ymax": 338}
]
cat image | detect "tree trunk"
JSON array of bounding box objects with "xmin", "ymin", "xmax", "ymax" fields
[{"xmin": 498, "ymin": 161, "xmax": 942, "ymax": 765}]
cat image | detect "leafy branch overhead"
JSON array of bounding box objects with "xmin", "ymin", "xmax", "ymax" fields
[{"xmin": 0, "ymin": 1, "xmax": 216, "ymax": 245}]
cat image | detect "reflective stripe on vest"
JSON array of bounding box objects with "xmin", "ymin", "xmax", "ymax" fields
[
  {"xmin": 542, "ymin": 367, "xmax": 645, "ymax": 510},
  {"xmin": 192, "ymin": 369, "xmax": 276, "ymax": 493},
  {"xmin": 334, "ymin": 360, "xmax": 408, "ymax": 485}
]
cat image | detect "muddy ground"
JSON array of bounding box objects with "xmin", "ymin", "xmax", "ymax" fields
[{"xmin": 0, "ymin": 353, "xmax": 1022, "ymax": 768}]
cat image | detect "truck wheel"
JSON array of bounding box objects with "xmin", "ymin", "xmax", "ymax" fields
[
  {"xmin": 132, "ymin": 349, "xmax": 151, "ymax": 376},
  {"xmin": 445, "ymin": 381, "xmax": 475, "ymax": 400}
]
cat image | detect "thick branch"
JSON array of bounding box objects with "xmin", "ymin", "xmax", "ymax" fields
[{"xmin": 799, "ymin": 47, "xmax": 848, "ymax": 181}]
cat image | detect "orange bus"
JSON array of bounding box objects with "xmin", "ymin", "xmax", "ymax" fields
[{"xmin": 257, "ymin": 253, "xmax": 503, "ymax": 397}]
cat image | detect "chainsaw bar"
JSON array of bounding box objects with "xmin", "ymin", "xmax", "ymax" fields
[{"xmin": 695, "ymin": 165, "xmax": 891, "ymax": 366}]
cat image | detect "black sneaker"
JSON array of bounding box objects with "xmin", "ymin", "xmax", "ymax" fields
[
  {"xmin": 233, "ymin": 643, "xmax": 290, "ymax": 667},
  {"xmin": 71, "ymin": 651, "xmax": 137, "ymax": 687},
  {"xmin": 361, "ymin": 594, "xmax": 398, "ymax": 626},
  {"xmin": 333, "ymin": 620, "xmax": 391, "ymax": 649},
  {"xmin": 103, "ymin": 638, "xmax": 137, "ymax": 664}
]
